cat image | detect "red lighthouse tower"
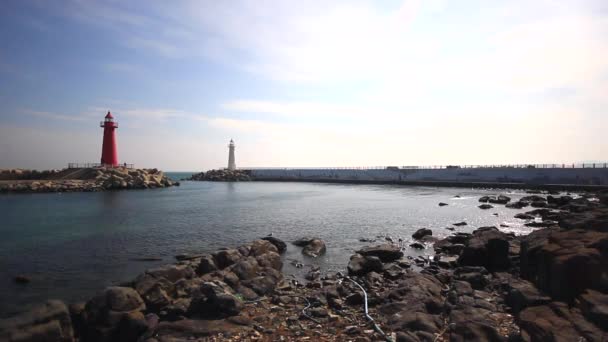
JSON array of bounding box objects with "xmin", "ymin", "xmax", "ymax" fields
[{"xmin": 100, "ymin": 111, "xmax": 119, "ymax": 166}]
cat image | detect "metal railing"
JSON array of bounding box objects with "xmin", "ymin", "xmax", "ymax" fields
[
  {"xmin": 68, "ymin": 163, "xmax": 134, "ymax": 169},
  {"xmin": 238, "ymin": 163, "xmax": 608, "ymax": 171},
  {"xmin": 100, "ymin": 121, "xmax": 118, "ymax": 128}
]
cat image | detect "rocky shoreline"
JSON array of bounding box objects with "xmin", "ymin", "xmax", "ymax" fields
[
  {"xmin": 0, "ymin": 168, "xmax": 178, "ymax": 193},
  {"xmin": 187, "ymin": 169, "xmax": 251, "ymax": 182},
  {"xmin": 1, "ymin": 191, "xmax": 607, "ymax": 341}
]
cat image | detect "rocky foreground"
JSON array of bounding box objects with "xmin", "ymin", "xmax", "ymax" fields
[
  {"xmin": 1, "ymin": 192, "xmax": 608, "ymax": 341},
  {"xmin": 187, "ymin": 169, "xmax": 251, "ymax": 182},
  {"xmin": 0, "ymin": 168, "xmax": 178, "ymax": 193}
]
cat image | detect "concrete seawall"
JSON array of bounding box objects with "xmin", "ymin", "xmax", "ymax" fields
[{"xmin": 247, "ymin": 167, "xmax": 608, "ymax": 190}]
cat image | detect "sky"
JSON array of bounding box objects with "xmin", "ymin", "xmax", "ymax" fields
[{"xmin": 0, "ymin": 0, "xmax": 607, "ymax": 171}]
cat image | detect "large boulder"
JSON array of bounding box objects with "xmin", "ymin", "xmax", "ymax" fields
[
  {"xmin": 519, "ymin": 304, "xmax": 576, "ymax": 341},
  {"xmin": 504, "ymin": 279, "xmax": 551, "ymax": 313},
  {"xmin": 292, "ymin": 237, "xmax": 327, "ymax": 257},
  {"xmin": 301, "ymin": 239, "xmax": 327, "ymax": 258},
  {"xmin": 514, "ymin": 213, "xmax": 535, "ymax": 220},
  {"xmin": 575, "ymin": 289, "xmax": 608, "ymax": 329},
  {"xmin": 248, "ymin": 240, "xmax": 278, "ymax": 257},
  {"xmin": 356, "ymin": 244, "xmax": 404, "ymax": 262},
  {"xmin": 520, "ymin": 228, "xmax": 608, "ymax": 302},
  {"xmin": 519, "ymin": 228, "xmax": 554, "ymax": 279},
  {"xmin": 479, "ymin": 195, "xmax": 510, "ymax": 204},
  {"xmin": 434, "ymin": 233, "xmax": 471, "ymax": 255},
  {"xmin": 261, "ymin": 236, "xmax": 287, "ymax": 254},
  {"xmin": 448, "ymin": 306, "xmax": 505, "ymax": 342},
  {"xmin": 83, "ymin": 287, "xmax": 146, "ymax": 342},
  {"xmin": 112, "ymin": 312, "xmax": 148, "ymax": 342},
  {"xmin": 412, "ymin": 228, "xmax": 432, "ymax": 240},
  {"xmin": 212, "ymin": 249, "xmax": 243, "ymax": 269},
  {"xmin": 90, "ymin": 287, "xmax": 145, "ymax": 314},
  {"xmin": 141, "ymin": 285, "xmax": 172, "ymax": 313},
  {"xmin": 506, "ymin": 201, "xmax": 529, "ymax": 209},
  {"xmin": 347, "ymin": 254, "xmax": 383, "ymax": 276},
  {"xmin": 230, "ymin": 257, "xmax": 259, "ymax": 280},
  {"xmin": 235, "ymin": 285, "xmax": 259, "ymax": 301},
  {"xmin": 520, "ymin": 195, "xmax": 546, "ymax": 204},
  {"xmin": 196, "ymin": 254, "xmax": 218, "ymax": 275},
  {"xmin": 547, "ymin": 195, "xmax": 573, "ymax": 207},
  {"xmin": 518, "ymin": 302, "xmax": 605, "ymax": 342},
  {"xmin": 131, "ymin": 273, "xmax": 176, "ymax": 313},
  {"xmin": 292, "ymin": 237, "xmax": 316, "ymax": 247},
  {"xmin": 146, "ymin": 264, "xmax": 194, "ymax": 283},
  {"xmin": 530, "ymin": 201, "xmax": 548, "ymax": 208},
  {"xmin": 489, "ymin": 195, "xmax": 511, "ymax": 204},
  {"xmin": 255, "ymin": 251, "xmax": 282, "ymax": 270},
  {"xmin": 561, "ymin": 197, "xmax": 598, "ymax": 213},
  {"xmin": 387, "ymin": 312, "xmax": 443, "ymax": 335},
  {"xmin": 453, "ymin": 266, "xmax": 490, "ymax": 290},
  {"xmin": 0, "ymin": 300, "xmax": 74, "ymax": 342},
  {"xmin": 241, "ymin": 274, "xmax": 281, "ymax": 296},
  {"xmin": 188, "ymin": 281, "xmax": 243, "ymax": 319},
  {"xmin": 458, "ymin": 227, "xmax": 510, "ymax": 271},
  {"xmin": 382, "ymin": 273, "xmax": 445, "ymax": 335},
  {"xmin": 558, "ymin": 207, "xmax": 608, "ymax": 232},
  {"xmin": 479, "ymin": 196, "xmax": 491, "ymax": 203}
]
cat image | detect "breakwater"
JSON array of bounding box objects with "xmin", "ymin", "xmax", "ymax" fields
[
  {"xmin": 0, "ymin": 167, "xmax": 178, "ymax": 193},
  {"xmin": 247, "ymin": 164, "xmax": 608, "ymax": 190},
  {"xmin": 187, "ymin": 169, "xmax": 251, "ymax": 182}
]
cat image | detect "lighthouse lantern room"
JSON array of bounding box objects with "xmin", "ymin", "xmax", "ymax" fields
[{"xmin": 100, "ymin": 111, "xmax": 119, "ymax": 166}]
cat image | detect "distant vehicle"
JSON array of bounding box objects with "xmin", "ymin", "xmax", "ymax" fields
[
  {"xmin": 446, "ymin": 165, "xmax": 461, "ymax": 169},
  {"xmin": 386, "ymin": 166, "xmax": 399, "ymax": 170}
]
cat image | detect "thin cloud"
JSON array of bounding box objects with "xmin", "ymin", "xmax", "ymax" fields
[
  {"xmin": 21, "ymin": 109, "xmax": 88, "ymax": 122},
  {"xmin": 82, "ymin": 106, "xmax": 208, "ymax": 122},
  {"xmin": 125, "ymin": 37, "xmax": 185, "ymax": 59},
  {"xmin": 48, "ymin": 0, "xmax": 608, "ymax": 91},
  {"xmin": 103, "ymin": 62, "xmax": 144, "ymax": 74},
  {"xmin": 22, "ymin": 107, "xmax": 209, "ymax": 124},
  {"xmin": 222, "ymin": 100, "xmax": 381, "ymax": 118}
]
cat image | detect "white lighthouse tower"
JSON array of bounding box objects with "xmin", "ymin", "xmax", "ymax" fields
[{"xmin": 227, "ymin": 139, "xmax": 236, "ymax": 171}]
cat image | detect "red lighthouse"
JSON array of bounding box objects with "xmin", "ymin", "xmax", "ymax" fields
[{"xmin": 100, "ymin": 111, "xmax": 119, "ymax": 166}]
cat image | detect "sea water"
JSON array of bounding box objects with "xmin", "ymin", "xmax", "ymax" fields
[{"xmin": 0, "ymin": 178, "xmax": 536, "ymax": 316}]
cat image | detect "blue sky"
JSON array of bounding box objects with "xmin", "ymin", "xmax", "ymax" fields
[{"xmin": 1, "ymin": 0, "xmax": 607, "ymax": 171}]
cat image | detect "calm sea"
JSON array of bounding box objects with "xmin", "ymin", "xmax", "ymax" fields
[{"xmin": 0, "ymin": 176, "xmax": 537, "ymax": 316}]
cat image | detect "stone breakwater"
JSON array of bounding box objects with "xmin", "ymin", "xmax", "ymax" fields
[
  {"xmin": 187, "ymin": 169, "xmax": 251, "ymax": 182},
  {"xmin": 0, "ymin": 168, "xmax": 178, "ymax": 193},
  {"xmin": 1, "ymin": 192, "xmax": 608, "ymax": 341},
  {"xmin": 0, "ymin": 169, "xmax": 61, "ymax": 180}
]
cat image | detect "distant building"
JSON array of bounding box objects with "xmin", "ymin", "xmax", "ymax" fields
[{"xmin": 228, "ymin": 139, "xmax": 236, "ymax": 171}]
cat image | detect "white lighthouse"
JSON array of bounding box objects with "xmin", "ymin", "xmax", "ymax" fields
[{"xmin": 227, "ymin": 139, "xmax": 236, "ymax": 171}]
